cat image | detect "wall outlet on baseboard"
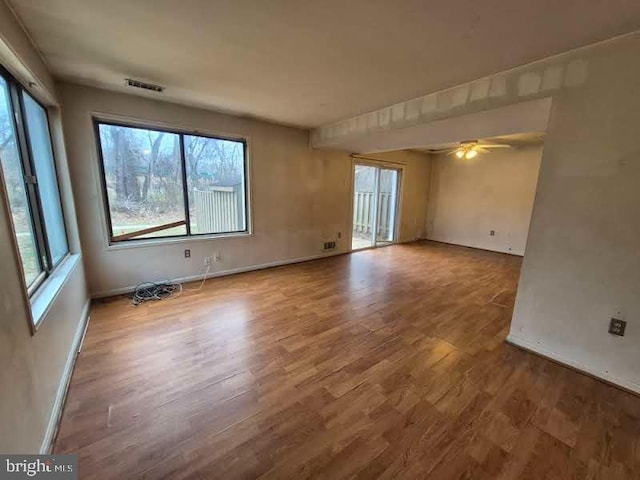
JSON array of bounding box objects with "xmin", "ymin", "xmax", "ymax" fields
[
  {"xmin": 184, "ymin": 249, "xmax": 191, "ymax": 258},
  {"xmin": 204, "ymin": 256, "xmax": 212, "ymax": 266},
  {"xmin": 214, "ymin": 252, "xmax": 222, "ymax": 262}
]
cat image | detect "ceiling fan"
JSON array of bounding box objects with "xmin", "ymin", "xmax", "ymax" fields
[{"xmin": 433, "ymin": 140, "xmax": 510, "ymax": 160}]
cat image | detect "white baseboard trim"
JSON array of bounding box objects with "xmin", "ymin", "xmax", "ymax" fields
[
  {"xmin": 91, "ymin": 250, "xmax": 347, "ymax": 299},
  {"xmin": 506, "ymin": 333, "xmax": 640, "ymax": 396},
  {"xmin": 425, "ymin": 238, "xmax": 524, "ymax": 257},
  {"xmin": 40, "ymin": 298, "xmax": 92, "ymax": 454}
]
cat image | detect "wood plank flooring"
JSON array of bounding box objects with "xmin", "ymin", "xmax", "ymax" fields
[{"xmin": 54, "ymin": 241, "xmax": 640, "ymax": 479}]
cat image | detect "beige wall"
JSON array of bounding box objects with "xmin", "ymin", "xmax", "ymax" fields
[
  {"xmin": 58, "ymin": 83, "xmax": 430, "ymax": 296},
  {"xmin": 509, "ymin": 34, "xmax": 640, "ymax": 393},
  {"xmin": 426, "ymin": 145, "xmax": 542, "ymax": 255},
  {"xmin": 0, "ymin": 6, "xmax": 89, "ymax": 453}
]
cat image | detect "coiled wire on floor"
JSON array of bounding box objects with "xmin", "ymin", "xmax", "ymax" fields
[
  {"xmin": 129, "ymin": 266, "xmax": 210, "ymax": 306},
  {"xmin": 130, "ymin": 280, "xmax": 183, "ymax": 305}
]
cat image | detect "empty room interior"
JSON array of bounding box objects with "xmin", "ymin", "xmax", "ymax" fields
[{"xmin": 1, "ymin": 1, "xmax": 640, "ymax": 478}]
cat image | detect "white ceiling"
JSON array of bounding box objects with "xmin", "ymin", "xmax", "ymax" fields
[{"xmin": 8, "ymin": 0, "xmax": 640, "ymax": 128}]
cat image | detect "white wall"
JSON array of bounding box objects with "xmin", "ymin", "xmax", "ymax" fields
[
  {"xmin": 58, "ymin": 83, "xmax": 431, "ymax": 296},
  {"xmin": 509, "ymin": 33, "xmax": 640, "ymax": 393},
  {"xmin": 0, "ymin": 3, "xmax": 90, "ymax": 453},
  {"xmin": 426, "ymin": 145, "xmax": 542, "ymax": 255}
]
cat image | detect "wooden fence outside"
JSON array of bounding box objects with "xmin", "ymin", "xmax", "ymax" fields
[
  {"xmin": 353, "ymin": 191, "xmax": 393, "ymax": 238},
  {"xmin": 192, "ymin": 186, "xmax": 243, "ymax": 233}
]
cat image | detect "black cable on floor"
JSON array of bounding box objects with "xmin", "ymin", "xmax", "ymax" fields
[
  {"xmin": 129, "ymin": 265, "xmax": 211, "ymax": 306},
  {"xmin": 131, "ymin": 280, "xmax": 182, "ymax": 305}
]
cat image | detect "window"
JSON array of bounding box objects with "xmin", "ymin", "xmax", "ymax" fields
[
  {"xmin": 0, "ymin": 68, "xmax": 69, "ymax": 295},
  {"xmin": 95, "ymin": 121, "xmax": 248, "ymax": 242},
  {"xmin": 22, "ymin": 93, "xmax": 69, "ymax": 265}
]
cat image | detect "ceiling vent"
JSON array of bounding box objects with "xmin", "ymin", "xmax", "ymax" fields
[{"xmin": 125, "ymin": 78, "xmax": 164, "ymax": 93}]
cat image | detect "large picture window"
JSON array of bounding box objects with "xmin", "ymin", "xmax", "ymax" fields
[
  {"xmin": 0, "ymin": 68, "xmax": 69, "ymax": 295},
  {"xmin": 95, "ymin": 121, "xmax": 248, "ymax": 242}
]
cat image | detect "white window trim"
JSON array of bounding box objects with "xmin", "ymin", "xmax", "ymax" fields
[{"xmin": 30, "ymin": 253, "xmax": 81, "ymax": 328}]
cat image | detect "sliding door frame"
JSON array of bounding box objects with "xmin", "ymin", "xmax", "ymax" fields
[{"xmin": 349, "ymin": 156, "xmax": 404, "ymax": 252}]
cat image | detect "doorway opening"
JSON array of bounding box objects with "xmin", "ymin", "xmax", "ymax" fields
[{"xmin": 351, "ymin": 164, "xmax": 400, "ymax": 250}]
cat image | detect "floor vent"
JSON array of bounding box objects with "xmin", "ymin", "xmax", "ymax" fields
[{"xmin": 125, "ymin": 78, "xmax": 165, "ymax": 93}]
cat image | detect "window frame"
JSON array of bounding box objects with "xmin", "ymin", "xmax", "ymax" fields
[
  {"xmin": 0, "ymin": 65, "xmax": 70, "ymax": 298},
  {"xmin": 93, "ymin": 118, "xmax": 251, "ymax": 245}
]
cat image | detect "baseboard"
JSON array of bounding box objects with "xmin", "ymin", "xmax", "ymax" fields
[
  {"xmin": 39, "ymin": 298, "xmax": 92, "ymax": 454},
  {"xmin": 424, "ymin": 238, "xmax": 524, "ymax": 257},
  {"xmin": 506, "ymin": 333, "xmax": 640, "ymax": 396},
  {"xmin": 91, "ymin": 250, "xmax": 347, "ymax": 299}
]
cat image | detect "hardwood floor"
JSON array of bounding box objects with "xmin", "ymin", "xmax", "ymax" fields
[{"xmin": 54, "ymin": 241, "xmax": 640, "ymax": 479}]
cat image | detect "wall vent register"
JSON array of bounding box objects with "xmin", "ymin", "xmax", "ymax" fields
[{"xmin": 125, "ymin": 78, "xmax": 165, "ymax": 93}]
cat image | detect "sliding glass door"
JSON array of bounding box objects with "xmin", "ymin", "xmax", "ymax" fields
[
  {"xmin": 376, "ymin": 168, "xmax": 399, "ymax": 245},
  {"xmin": 352, "ymin": 164, "xmax": 400, "ymax": 250}
]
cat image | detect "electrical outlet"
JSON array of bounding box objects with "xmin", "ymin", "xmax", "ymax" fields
[
  {"xmin": 184, "ymin": 249, "xmax": 191, "ymax": 258},
  {"xmin": 489, "ymin": 230, "xmax": 495, "ymax": 236},
  {"xmin": 609, "ymin": 318, "xmax": 626, "ymax": 336},
  {"xmin": 204, "ymin": 256, "xmax": 212, "ymax": 266},
  {"xmin": 214, "ymin": 252, "xmax": 222, "ymax": 262},
  {"xmin": 337, "ymin": 232, "xmax": 342, "ymax": 239}
]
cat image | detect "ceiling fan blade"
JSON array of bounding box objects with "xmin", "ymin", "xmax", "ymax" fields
[
  {"xmin": 478, "ymin": 144, "xmax": 510, "ymax": 148},
  {"xmin": 426, "ymin": 147, "xmax": 455, "ymax": 153},
  {"xmin": 475, "ymin": 147, "xmax": 491, "ymax": 154}
]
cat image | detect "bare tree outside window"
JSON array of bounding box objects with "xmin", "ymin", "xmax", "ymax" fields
[
  {"xmin": 96, "ymin": 122, "xmax": 248, "ymax": 241},
  {"xmin": 98, "ymin": 124, "xmax": 187, "ymax": 239}
]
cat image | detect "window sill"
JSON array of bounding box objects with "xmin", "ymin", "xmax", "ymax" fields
[
  {"xmin": 105, "ymin": 231, "xmax": 253, "ymax": 251},
  {"xmin": 30, "ymin": 254, "xmax": 81, "ymax": 330}
]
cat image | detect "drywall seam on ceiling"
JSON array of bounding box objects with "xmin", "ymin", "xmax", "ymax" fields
[
  {"xmin": 318, "ymin": 97, "xmax": 552, "ymax": 155},
  {"xmin": 310, "ymin": 34, "xmax": 601, "ymax": 148}
]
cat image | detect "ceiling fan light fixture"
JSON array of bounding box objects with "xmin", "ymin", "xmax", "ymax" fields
[{"xmin": 445, "ymin": 139, "xmax": 509, "ymax": 159}]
